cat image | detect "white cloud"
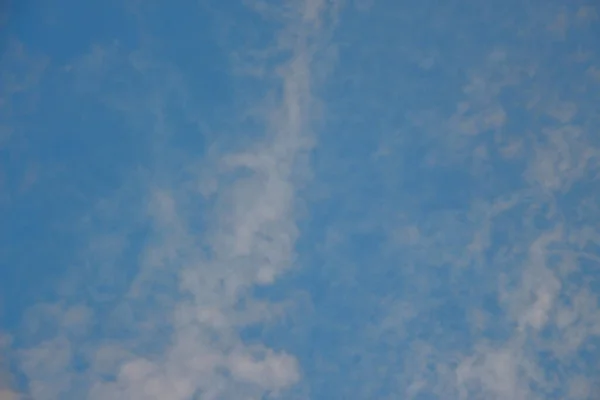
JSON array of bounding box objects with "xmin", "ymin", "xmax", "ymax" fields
[
  {"xmin": 455, "ymin": 342, "xmax": 541, "ymax": 400},
  {"xmin": 525, "ymin": 125, "xmax": 598, "ymax": 192},
  {"xmin": 345, "ymin": 23, "xmax": 600, "ymax": 396},
  {"xmin": 13, "ymin": 0, "xmax": 340, "ymax": 399},
  {"xmin": 227, "ymin": 348, "xmax": 300, "ymax": 389},
  {"xmin": 20, "ymin": 337, "xmax": 74, "ymax": 400},
  {"xmin": 514, "ymin": 229, "xmax": 563, "ymax": 332},
  {"xmin": 4, "ymin": 1, "xmax": 600, "ymax": 399},
  {"xmin": 0, "ymin": 334, "xmax": 20, "ymax": 400}
]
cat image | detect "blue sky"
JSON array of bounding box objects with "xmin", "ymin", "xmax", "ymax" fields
[{"xmin": 1, "ymin": 0, "xmax": 600, "ymax": 399}]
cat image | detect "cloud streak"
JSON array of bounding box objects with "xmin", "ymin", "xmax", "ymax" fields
[
  {"xmin": 0, "ymin": 334, "xmax": 19, "ymax": 400},
  {"xmin": 14, "ymin": 0, "xmax": 340, "ymax": 399},
  {"xmin": 3, "ymin": 1, "xmax": 600, "ymax": 400}
]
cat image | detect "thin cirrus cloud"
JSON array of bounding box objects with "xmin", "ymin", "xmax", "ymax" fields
[
  {"xmin": 4, "ymin": 0, "xmax": 339, "ymax": 399},
  {"xmin": 1, "ymin": 0, "xmax": 600, "ymax": 399}
]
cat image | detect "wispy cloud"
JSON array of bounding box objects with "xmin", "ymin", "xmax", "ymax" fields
[
  {"xmin": 13, "ymin": 0, "xmax": 340, "ymax": 399},
  {"xmin": 282, "ymin": 3, "xmax": 600, "ymax": 398},
  {"xmin": 0, "ymin": 334, "xmax": 19, "ymax": 400},
  {"xmin": 3, "ymin": 1, "xmax": 600, "ymax": 399}
]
